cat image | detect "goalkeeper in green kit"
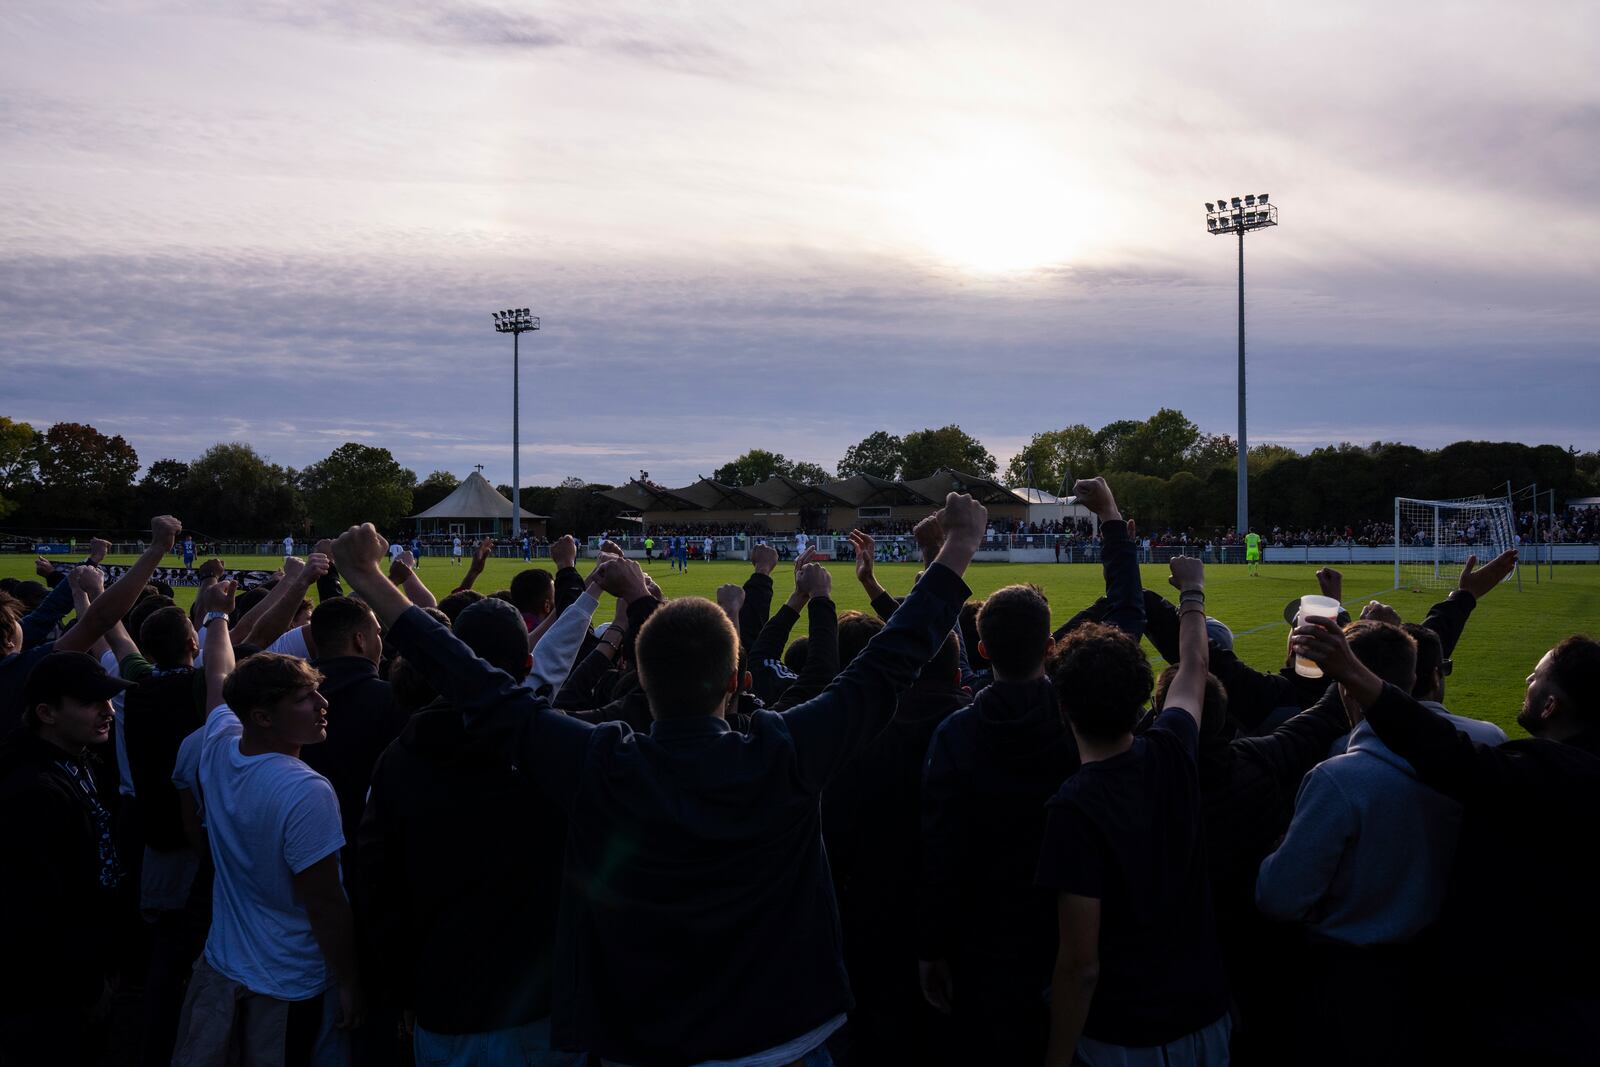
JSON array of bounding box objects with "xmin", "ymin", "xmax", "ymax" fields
[{"xmin": 1245, "ymin": 528, "xmax": 1262, "ymax": 575}]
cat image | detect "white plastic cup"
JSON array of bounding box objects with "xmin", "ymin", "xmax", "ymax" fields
[{"xmin": 1294, "ymin": 594, "xmax": 1342, "ymax": 678}]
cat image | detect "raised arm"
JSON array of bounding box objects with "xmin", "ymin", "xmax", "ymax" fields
[
  {"xmin": 1075, "ymin": 478, "xmax": 1144, "ymax": 639},
  {"xmin": 389, "ymin": 553, "xmax": 436, "ymax": 610},
  {"xmin": 847, "ymin": 530, "xmax": 891, "ymax": 606},
  {"xmin": 199, "ymin": 581, "xmax": 238, "ymax": 713},
  {"xmin": 55, "ymin": 516, "xmax": 181, "ymax": 655},
  {"xmin": 738, "ymin": 544, "xmax": 779, "ymax": 652},
  {"xmin": 772, "ymin": 573, "xmax": 840, "ymax": 712},
  {"xmin": 781, "ymin": 494, "xmax": 982, "ymax": 788},
  {"xmin": 1419, "ymin": 550, "xmax": 1516, "ymax": 657},
  {"xmin": 452, "ymin": 537, "xmax": 494, "ymax": 593},
  {"xmin": 234, "ymin": 554, "xmax": 329, "ymax": 650},
  {"xmin": 332, "ymin": 525, "xmax": 597, "ymax": 807},
  {"xmin": 20, "ymin": 566, "xmax": 76, "ymax": 648},
  {"xmin": 1162, "ymin": 556, "xmax": 1208, "ymax": 729}
]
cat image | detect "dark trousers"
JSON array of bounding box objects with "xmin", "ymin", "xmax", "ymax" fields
[
  {"xmin": 142, "ymin": 905, "xmax": 210, "ymax": 1067},
  {"xmin": 1294, "ymin": 940, "xmax": 1420, "ymax": 1067}
]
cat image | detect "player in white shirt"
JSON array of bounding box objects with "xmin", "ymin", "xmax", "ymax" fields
[
  {"xmin": 703, "ymin": 536, "xmax": 714, "ymax": 561},
  {"xmin": 283, "ymin": 535, "xmax": 295, "ymax": 556},
  {"xmin": 452, "ymin": 536, "xmax": 463, "ymax": 565},
  {"xmin": 389, "ymin": 542, "xmax": 404, "ymax": 564}
]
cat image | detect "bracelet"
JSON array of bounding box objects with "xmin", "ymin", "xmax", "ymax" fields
[
  {"xmin": 202, "ymin": 611, "xmax": 229, "ymax": 626},
  {"xmin": 1178, "ymin": 605, "xmax": 1206, "ymax": 619}
]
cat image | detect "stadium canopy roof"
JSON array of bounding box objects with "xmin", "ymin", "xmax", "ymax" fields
[
  {"xmin": 411, "ymin": 471, "xmax": 546, "ymax": 520},
  {"xmin": 596, "ymin": 479, "xmax": 700, "ymax": 512},
  {"xmin": 823, "ymin": 473, "xmax": 934, "ymax": 507},
  {"xmin": 745, "ymin": 475, "xmax": 848, "ymax": 509},
  {"xmin": 902, "ymin": 469, "xmax": 1029, "ymax": 506},
  {"xmin": 668, "ymin": 478, "xmax": 771, "ymax": 510}
]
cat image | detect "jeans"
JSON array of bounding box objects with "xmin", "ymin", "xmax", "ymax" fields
[
  {"xmin": 414, "ymin": 1017, "xmax": 586, "ymax": 1067},
  {"xmin": 1074, "ymin": 1013, "xmax": 1231, "ymax": 1067}
]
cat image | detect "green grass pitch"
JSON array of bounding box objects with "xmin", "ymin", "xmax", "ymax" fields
[{"xmin": 9, "ymin": 554, "xmax": 1597, "ymax": 736}]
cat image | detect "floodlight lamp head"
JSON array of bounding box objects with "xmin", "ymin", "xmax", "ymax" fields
[
  {"xmin": 1231, "ymin": 197, "xmax": 1241, "ymax": 207},
  {"xmin": 1205, "ymin": 202, "xmax": 1215, "ymax": 212},
  {"xmin": 1244, "ymin": 194, "xmax": 1256, "ymax": 205},
  {"xmin": 1259, "ymin": 193, "xmax": 1269, "ymax": 203}
]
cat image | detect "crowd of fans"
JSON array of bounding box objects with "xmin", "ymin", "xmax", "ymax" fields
[{"xmin": 1, "ymin": 482, "xmax": 1597, "ymax": 1067}]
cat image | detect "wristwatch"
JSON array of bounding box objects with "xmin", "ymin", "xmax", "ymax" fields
[{"xmin": 202, "ymin": 611, "xmax": 229, "ymax": 626}]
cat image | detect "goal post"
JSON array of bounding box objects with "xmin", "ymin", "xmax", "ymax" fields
[{"xmin": 1394, "ymin": 495, "xmax": 1517, "ymax": 591}]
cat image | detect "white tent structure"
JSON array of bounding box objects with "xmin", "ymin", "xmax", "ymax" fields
[
  {"xmin": 1012, "ymin": 487, "xmax": 1097, "ymax": 529},
  {"xmin": 410, "ymin": 470, "xmax": 548, "ymax": 537}
]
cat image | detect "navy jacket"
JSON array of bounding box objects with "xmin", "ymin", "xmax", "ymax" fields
[{"xmin": 388, "ymin": 562, "xmax": 972, "ymax": 1067}]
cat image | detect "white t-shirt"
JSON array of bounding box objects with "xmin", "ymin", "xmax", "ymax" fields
[
  {"xmin": 283, "ymin": 537, "xmax": 294, "ymax": 554},
  {"xmin": 389, "ymin": 543, "xmax": 404, "ymax": 561},
  {"xmin": 197, "ymin": 704, "xmax": 345, "ymax": 1001},
  {"xmin": 452, "ymin": 538, "xmax": 463, "ymax": 556},
  {"xmin": 265, "ymin": 626, "xmax": 311, "ymax": 661},
  {"xmin": 703, "ymin": 538, "xmax": 713, "ymax": 552}
]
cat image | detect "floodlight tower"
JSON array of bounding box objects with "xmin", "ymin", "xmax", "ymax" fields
[
  {"xmin": 1204, "ymin": 194, "xmax": 1278, "ymax": 541},
  {"xmin": 491, "ymin": 307, "xmax": 540, "ymax": 539}
]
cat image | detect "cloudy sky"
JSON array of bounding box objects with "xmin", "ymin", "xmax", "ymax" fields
[{"xmin": 3, "ymin": 0, "xmax": 1596, "ymax": 487}]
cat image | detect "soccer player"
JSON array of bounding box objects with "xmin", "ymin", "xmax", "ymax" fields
[
  {"xmin": 283, "ymin": 533, "xmax": 295, "ymax": 557},
  {"xmin": 183, "ymin": 535, "xmax": 196, "ymax": 569},
  {"xmin": 1245, "ymin": 528, "xmax": 1262, "ymax": 576},
  {"xmin": 522, "ymin": 534, "xmax": 532, "ymax": 563},
  {"xmin": 452, "ymin": 536, "xmax": 463, "ymax": 566}
]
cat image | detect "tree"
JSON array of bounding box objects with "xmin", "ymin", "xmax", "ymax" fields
[
  {"xmin": 836, "ymin": 431, "xmax": 904, "ymax": 480},
  {"xmin": 714, "ymin": 449, "xmax": 792, "ymax": 486},
  {"xmin": 299, "ymin": 443, "xmax": 416, "ymax": 533},
  {"xmin": 0, "ymin": 416, "xmax": 39, "ymax": 519},
  {"xmin": 30, "ymin": 422, "xmax": 140, "ymax": 528},
  {"xmin": 184, "ymin": 443, "xmax": 306, "ymax": 536},
  {"xmin": 1184, "ymin": 433, "xmax": 1238, "ymax": 479},
  {"xmin": 1114, "ymin": 408, "xmax": 1201, "ymax": 480},
  {"xmin": 1005, "ymin": 424, "xmax": 1098, "ymax": 489},
  {"xmin": 1092, "ymin": 419, "xmax": 1143, "ymax": 473},
  {"xmin": 412, "ymin": 470, "xmax": 459, "ymax": 514},
  {"xmin": 898, "ymin": 425, "xmax": 997, "ymax": 481},
  {"xmin": 787, "ymin": 461, "xmax": 831, "ymax": 485},
  {"xmin": 136, "ymin": 459, "xmax": 190, "ymax": 522}
]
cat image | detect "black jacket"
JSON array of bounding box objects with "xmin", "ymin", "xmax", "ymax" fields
[
  {"xmin": 303, "ymin": 656, "xmax": 409, "ymax": 883},
  {"xmin": 358, "ymin": 699, "xmax": 567, "ymax": 1034},
  {"xmin": 918, "ymin": 677, "xmax": 1078, "ymax": 979},
  {"xmin": 1364, "ymin": 683, "xmax": 1600, "ymax": 1062},
  {"xmin": 387, "ymin": 564, "xmax": 971, "ymax": 1067},
  {"xmin": 122, "ymin": 667, "xmax": 205, "ymax": 851},
  {"xmin": 0, "ymin": 734, "xmax": 121, "ymax": 1007}
]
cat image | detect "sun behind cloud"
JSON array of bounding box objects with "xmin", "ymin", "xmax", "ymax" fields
[{"xmin": 897, "ymin": 129, "xmax": 1088, "ymax": 274}]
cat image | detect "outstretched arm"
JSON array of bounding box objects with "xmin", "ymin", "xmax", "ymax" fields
[
  {"xmin": 782, "ymin": 496, "xmax": 982, "ymax": 788},
  {"xmin": 200, "ymin": 581, "xmax": 238, "ymax": 713},
  {"xmin": 1163, "ymin": 556, "xmax": 1208, "ymax": 729},
  {"xmin": 1075, "ymin": 478, "xmax": 1144, "ymax": 639},
  {"xmin": 55, "ymin": 517, "xmax": 182, "ymax": 655}
]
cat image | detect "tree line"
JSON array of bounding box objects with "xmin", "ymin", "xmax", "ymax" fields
[{"xmin": 3, "ymin": 412, "xmax": 1597, "ymax": 539}]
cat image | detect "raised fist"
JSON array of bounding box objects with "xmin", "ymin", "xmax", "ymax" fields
[
  {"xmin": 151, "ymin": 515, "xmax": 182, "ymax": 549},
  {"xmin": 551, "ymin": 535, "xmax": 578, "ymax": 570},
  {"xmin": 69, "ymin": 564, "xmax": 105, "ymax": 597},
  {"xmin": 398, "ymin": 551, "xmax": 416, "ymax": 569},
  {"xmin": 34, "ymin": 556, "xmax": 55, "ymax": 578},
  {"xmin": 716, "ymin": 583, "xmax": 746, "ymax": 618},
  {"xmin": 198, "ymin": 579, "xmax": 238, "ymax": 616},
  {"xmin": 1071, "ymin": 478, "xmax": 1119, "ymax": 521},
  {"xmin": 598, "ymin": 557, "xmax": 648, "ymax": 601},
  {"xmin": 935, "ymin": 493, "xmax": 987, "ymax": 549},
  {"xmin": 750, "ymin": 543, "xmax": 778, "ymax": 576},
  {"xmin": 1315, "ymin": 567, "xmax": 1343, "ymax": 602},
  {"xmin": 332, "ymin": 523, "xmax": 390, "ymax": 575},
  {"xmin": 795, "ymin": 561, "xmax": 833, "ymax": 600},
  {"xmin": 301, "ymin": 552, "xmax": 332, "ymax": 583},
  {"xmin": 1168, "ymin": 555, "xmax": 1205, "ymax": 594},
  {"xmin": 474, "ymin": 537, "xmax": 494, "ymax": 563},
  {"xmin": 197, "ymin": 558, "xmax": 226, "ymax": 581},
  {"xmin": 314, "ymin": 538, "xmax": 335, "ymax": 559}
]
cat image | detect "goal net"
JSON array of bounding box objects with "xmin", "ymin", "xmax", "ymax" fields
[{"xmin": 1395, "ymin": 496, "xmax": 1516, "ymax": 590}]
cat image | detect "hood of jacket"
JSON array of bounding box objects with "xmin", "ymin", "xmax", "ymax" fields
[{"xmin": 968, "ymin": 676, "xmax": 1074, "ymax": 759}]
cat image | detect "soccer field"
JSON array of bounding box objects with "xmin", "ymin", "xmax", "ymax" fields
[{"xmin": 9, "ymin": 554, "xmax": 1597, "ymax": 736}]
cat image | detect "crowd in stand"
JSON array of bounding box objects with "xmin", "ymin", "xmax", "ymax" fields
[{"xmin": 2, "ymin": 482, "xmax": 1598, "ymax": 1067}]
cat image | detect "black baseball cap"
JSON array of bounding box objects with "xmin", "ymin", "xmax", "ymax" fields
[{"xmin": 21, "ymin": 652, "xmax": 134, "ymax": 723}]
